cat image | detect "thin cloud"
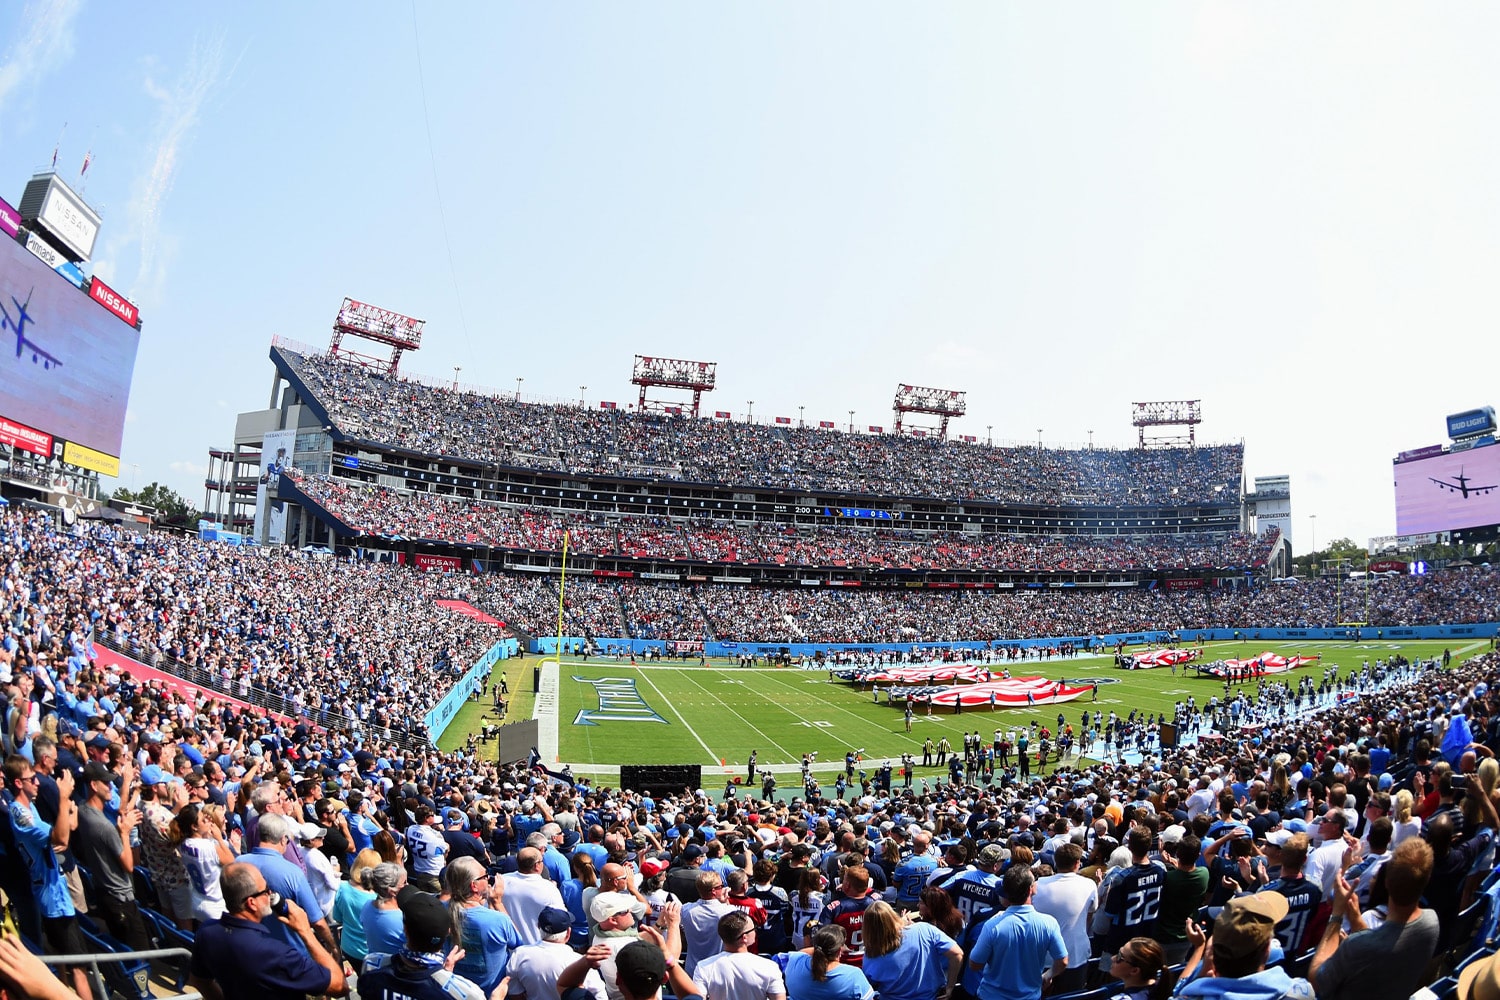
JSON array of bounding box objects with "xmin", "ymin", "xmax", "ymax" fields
[
  {"xmin": 0, "ymin": 0, "xmax": 81, "ymax": 130},
  {"xmin": 109, "ymin": 33, "xmax": 233, "ymax": 305}
]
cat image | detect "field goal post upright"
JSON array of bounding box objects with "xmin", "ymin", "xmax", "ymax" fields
[
  {"xmin": 631, "ymin": 355, "xmax": 717, "ymax": 418},
  {"xmin": 892, "ymin": 384, "xmax": 967, "ymax": 439},
  {"xmin": 1131, "ymin": 400, "xmax": 1202, "ymax": 449},
  {"xmin": 329, "ymin": 298, "xmax": 426, "ymax": 376}
]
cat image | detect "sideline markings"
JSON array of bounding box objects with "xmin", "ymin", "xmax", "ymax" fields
[{"xmin": 532, "ymin": 658, "xmax": 560, "ymax": 763}]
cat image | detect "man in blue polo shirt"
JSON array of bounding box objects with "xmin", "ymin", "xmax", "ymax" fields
[
  {"xmin": 236, "ymin": 812, "xmax": 340, "ymax": 960},
  {"xmin": 189, "ymin": 862, "xmax": 347, "ymax": 1000},
  {"xmin": 969, "ymin": 865, "xmax": 1067, "ymax": 1000}
]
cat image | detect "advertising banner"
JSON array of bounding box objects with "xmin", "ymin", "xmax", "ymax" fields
[
  {"xmin": 87, "ymin": 277, "xmax": 139, "ymax": 327},
  {"xmin": 0, "ymin": 198, "xmax": 19, "ymax": 238},
  {"xmin": 256, "ymin": 428, "xmax": 297, "ymax": 544},
  {"xmin": 61, "ymin": 440, "xmax": 118, "ymax": 476},
  {"xmin": 0, "ymin": 415, "xmax": 52, "ymax": 456},
  {"xmin": 412, "ymin": 553, "xmax": 461, "ymax": 572}
]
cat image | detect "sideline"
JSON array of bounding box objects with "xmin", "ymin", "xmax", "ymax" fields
[{"xmin": 533, "ymin": 658, "xmax": 560, "ymax": 764}]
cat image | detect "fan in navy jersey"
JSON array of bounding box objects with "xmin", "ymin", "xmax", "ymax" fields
[
  {"xmin": 820, "ymin": 864, "xmax": 880, "ymax": 967},
  {"xmin": 1260, "ymin": 833, "xmax": 1324, "ymax": 954},
  {"xmin": 942, "ymin": 844, "xmax": 1006, "ymax": 924},
  {"xmin": 1102, "ymin": 828, "xmax": 1166, "ymax": 957},
  {"xmin": 747, "ymin": 860, "xmax": 793, "ymax": 954}
]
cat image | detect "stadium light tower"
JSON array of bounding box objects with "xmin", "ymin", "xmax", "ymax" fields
[
  {"xmin": 630, "ymin": 355, "xmax": 718, "ymax": 418},
  {"xmin": 747, "ymin": 401, "xmax": 754, "ymax": 423},
  {"xmin": 848, "ymin": 410, "xmax": 855, "ymax": 433},
  {"xmin": 579, "ymin": 385, "xmax": 587, "ymax": 406},
  {"xmin": 328, "ymin": 298, "xmax": 425, "ymax": 376},
  {"xmin": 1131, "ymin": 400, "xmax": 1202, "ymax": 449},
  {"xmin": 515, "ymin": 377, "xmax": 524, "ymax": 400},
  {"xmin": 892, "ymin": 384, "xmax": 967, "ymax": 439},
  {"xmin": 452, "ymin": 366, "xmax": 461, "ymax": 389},
  {"xmin": 798, "ymin": 405, "xmax": 805, "ymax": 428}
]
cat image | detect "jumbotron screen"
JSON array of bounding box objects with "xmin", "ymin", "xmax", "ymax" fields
[
  {"xmin": 1394, "ymin": 445, "xmax": 1500, "ymax": 535},
  {"xmin": 0, "ymin": 234, "xmax": 141, "ymax": 462}
]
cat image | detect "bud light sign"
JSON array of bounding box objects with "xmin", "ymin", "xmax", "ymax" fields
[{"xmin": 1447, "ymin": 408, "xmax": 1496, "ymax": 439}]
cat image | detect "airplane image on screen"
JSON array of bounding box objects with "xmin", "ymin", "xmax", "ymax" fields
[
  {"xmin": 0, "ymin": 288, "xmax": 62, "ymax": 370},
  {"xmin": 1430, "ymin": 468, "xmax": 1497, "ymax": 499}
]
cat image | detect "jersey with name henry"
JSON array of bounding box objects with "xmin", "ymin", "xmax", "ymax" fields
[{"xmin": 1103, "ymin": 862, "xmax": 1165, "ymax": 953}]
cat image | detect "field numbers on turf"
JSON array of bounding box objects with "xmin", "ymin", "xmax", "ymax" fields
[
  {"xmin": 720, "ymin": 679, "xmax": 745, "ymax": 685},
  {"xmin": 1161, "ymin": 689, "xmax": 1188, "ymax": 695},
  {"xmin": 795, "ymin": 721, "xmax": 834, "ymax": 728}
]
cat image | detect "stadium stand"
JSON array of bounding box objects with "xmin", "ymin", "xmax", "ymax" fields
[
  {"xmin": 5, "ymin": 487, "xmax": 1500, "ymax": 1000},
  {"xmin": 282, "ymin": 348, "xmax": 1245, "ymax": 506}
]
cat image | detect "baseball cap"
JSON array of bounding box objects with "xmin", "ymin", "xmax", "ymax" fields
[
  {"xmin": 639, "ymin": 858, "xmax": 668, "ymax": 878},
  {"xmin": 399, "ymin": 892, "xmax": 451, "ymax": 952},
  {"xmin": 1159, "ymin": 825, "xmax": 1186, "ymax": 845},
  {"xmin": 81, "ymin": 762, "xmax": 114, "ymax": 786},
  {"xmin": 298, "ymin": 823, "xmax": 329, "ymax": 842},
  {"xmin": 682, "ymin": 844, "xmax": 705, "ymax": 861},
  {"xmin": 590, "ymin": 892, "xmax": 638, "ymax": 923},
  {"xmin": 85, "ymin": 734, "xmax": 111, "ymax": 751},
  {"xmin": 1264, "ymin": 829, "xmax": 1294, "ymax": 847},
  {"xmin": 977, "ymin": 844, "xmax": 1009, "ymax": 866},
  {"xmin": 537, "ymin": 907, "xmax": 574, "ymax": 936},
  {"xmin": 1213, "ymin": 892, "xmax": 1289, "ymax": 960},
  {"xmin": 140, "ymin": 764, "xmax": 182, "ymax": 787},
  {"xmin": 615, "ymin": 940, "xmax": 667, "ymax": 998}
]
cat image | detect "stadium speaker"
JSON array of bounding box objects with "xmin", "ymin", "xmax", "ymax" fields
[
  {"xmin": 1159, "ymin": 722, "xmax": 1179, "ymax": 749},
  {"xmin": 619, "ymin": 764, "xmax": 704, "ymax": 797}
]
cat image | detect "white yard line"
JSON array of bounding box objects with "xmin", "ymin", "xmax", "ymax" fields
[
  {"xmin": 674, "ymin": 668, "xmax": 803, "ymax": 761},
  {"xmin": 632, "ymin": 667, "xmax": 723, "ymax": 766}
]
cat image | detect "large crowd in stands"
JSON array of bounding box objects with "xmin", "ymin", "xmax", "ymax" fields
[
  {"xmin": 0, "ymin": 511, "xmax": 507, "ymax": 741},
  {"xmin": 6, "ymin": 487, "xmax": 1500, "ymax": 1000},
  {"xmin": 476, "ymin": 572, "xmax": 1500, "ymax": 645},
  {"xmin": 296, "ymin": 477, "xmax": 1276, "ymax": 574},
  {"xmin": 286, "ymin": 350, "xmax": 1245, "ymax": 506}
]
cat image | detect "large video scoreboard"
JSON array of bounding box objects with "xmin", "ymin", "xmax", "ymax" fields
[{"xmin": 1394, "ymin": 444, "xmax": 1500, "ymax": 535}]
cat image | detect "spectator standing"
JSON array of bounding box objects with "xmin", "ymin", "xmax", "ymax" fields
[
  {"xmin": 358, "ymin": 888, "xmax": 486, "ymax": 1000},
  {"xmin": 859, "ymin": 901, "xmax": 963, "ymax": 1000},
  {"xmin": 175, "ymin": 803, "xmax": 237, "ymax": 923},
  {"xmin": 3, "ymin": 755, "xmax": 90, "ymax": 999},
  {"xmin": 683, "ymin": 870, "xmax": 741, "ymax": 975},
  {"xmin": 1176, "ymin": 894, "xmax": 1312, "ymax": 1000},
  {"xmin": 504, "ymin": 846, "xmax": 568, "ymax": 946},
  {"xmin": 1032, "ymin": 843, "xmax": 1098, "ymax": 993},
  {"xmin": 969, "ymin": 866, "xmax": 1068, "ymax": 1000},
  {"xmin": 1308, "ymin": 840, "xmax": 1440, "ymax": 1000},
  {"xmin": 692, "ymin": 909, "xmax": 788, "ymax": 1000},
  {"xmin": 1156, "ymin": 835, "xmax": 1210, "ymax": 965},
  {"xmin": 362, "ymin": 862, "xmax": 411, "ymax": 958},
  {"xmin": 189, "ymin": 862, "xmax": 348, "ymax": 1000},
  {"xmin": 783, "ymin": 925, "xmax": 874, "ymax": 1000},
  {"xmin": 71, "ymin": 760, "xmax": 152, "ymax": 950},
  {"xmin": 509, "ymin": 907, "xmax": 608, "ymax": 1000},
  {"xmin": 446, "ymin": 855, "xmax": 522, "ymax": 995},
  {"xmin": 407, "ymin": 806, "xmax": 449, "ymax": 892}
]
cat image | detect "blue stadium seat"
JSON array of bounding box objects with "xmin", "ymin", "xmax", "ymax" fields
[
  {"xmin": 131, "ymin": 866, "xmax": 160, "ymax": 911},
  {"xmin": 139, "ymin": 908, "xmax": 194, "ymax": 991},
  {"xmin": 76, "ymin": 920, "xmax": 152, "ymax": 1000}
]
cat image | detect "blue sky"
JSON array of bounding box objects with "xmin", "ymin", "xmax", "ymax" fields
[{"xmin": 2, "ymin": 3, "xmax": 1498, "ymax": 549}]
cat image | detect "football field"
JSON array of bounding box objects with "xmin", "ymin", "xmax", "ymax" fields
[{"xmin": 511, "ymin": 637, "xmax": 1486, "ymax": 774}]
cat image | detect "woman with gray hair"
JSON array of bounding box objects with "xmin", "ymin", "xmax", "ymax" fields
[
  {"xmin": 361, "ymin": 862, "xmax": 409, "ymax": 959},
  {"xmin": 444, "ymin": 856, "xmax": 520, "ymax": 994}
]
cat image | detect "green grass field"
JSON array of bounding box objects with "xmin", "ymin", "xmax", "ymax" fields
[{"xmin": 520, "ymin": 637, "xmax": 1488, "ymax": 773}]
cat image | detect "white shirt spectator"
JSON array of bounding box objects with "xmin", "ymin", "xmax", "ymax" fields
[
  {"xmin": 1032, "ymin": 870, "xmax": 1098, "ymax": 971},
  {"xmin": 503, "ymin": 871, "xmax": 568, "ymax": 946},
  {"xmin": 693, "ymin": 950, "xmax": 787, "ymax": 1000}
]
